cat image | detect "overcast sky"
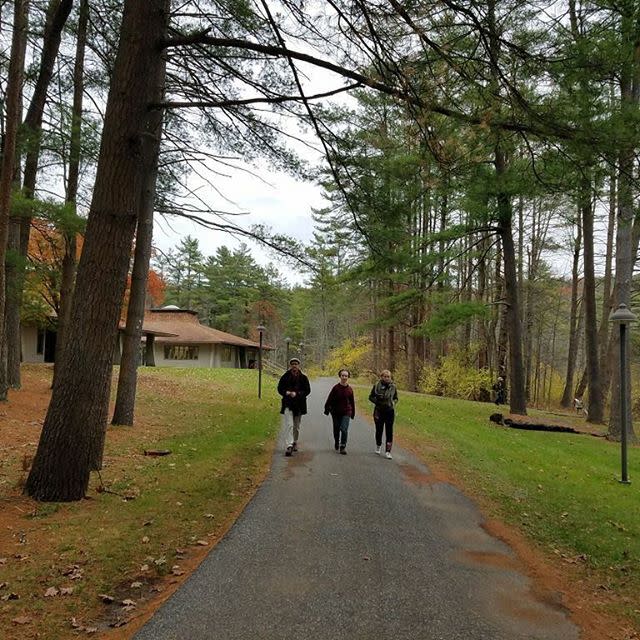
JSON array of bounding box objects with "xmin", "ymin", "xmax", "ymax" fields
[
  {"xmin": 153, "ymin": 161, "xmax": 325, "ymax": 286},
  {"xmin": 153, "ymin": 60, "xmax": 345, "ymax": 286},
  {"xmin": 154, "ymin": 136, "xmax": 328, "ymax": 285}
]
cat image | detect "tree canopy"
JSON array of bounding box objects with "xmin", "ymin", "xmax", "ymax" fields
[{"xmin": 0, "ymin": 0, "xmax": 638, "ymax": 500}]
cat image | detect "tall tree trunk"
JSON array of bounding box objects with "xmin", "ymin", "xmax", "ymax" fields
[
  {"xmin": 26, "ymin": 0, "xmax": 170, "ymax": 501},
  {"xmin": 495, "ymin": 148, "xmax": 527, "ymax": 415},
  {"xmin": 606, "ymin": 0, "xmax": 639, "ymax": 442},
  {"xmin": 4, "ymin": 0, "xmax": 74, "ymax": 387},
  {"xmin": 517, "ymin": 195, "xmax": 524, "ymax": 293},
  {"xmin": 548, "ymin": 296, "xmax": 561, "ymax": 407},
  {"xmin": 533, "ymin": 318, "xmax": 542, "ymax": 405},
  {"xmin": 523, "ymin": 277, "xmax": 533, "ymax": 401},
  {"xmin": 0, "ymin": 0, "xmax": 29, "ymax": 401},
  {"xmin": 493, "ymin": 237, "xmax": 508, "ymax": 376},
  {"xmin": 406, "ymin": 320, "xmax": 417, "ymax": 391},
  {"xmin": 561, "ymin": 216, "xmax": 582, "ymax": 407},
  {"xmin": 22, "ymin": 0, "xmax": 74, "ymax": 201},
  {"xmin": 387, "ymin": 324, "xmax": 395, "ymax": 372},
  {"xmin": 522, "ymin": 199, "xmax": 534, "ymax": 401},
  {"xmin": 597, "ymin": 169, "xmax": 616, "ymax": 396},
  {"xmin": 407, "ymin": 188, "xmax": 420, "ymax": 391},
  {"xmin": 608, "ymin": 151, "xmax": 637, "ymax": 440},
  {"xmin": 486, "ymin": 0, "xmax": 525, "ymax": 413},
  {"xmin": 53, "ymin": 0, "xmax": 88, "ymax": 389},
  {"xmin": 575, "ymin": 364, "xmax": 588, "ymax": 400},
  {"xmin": 462, "ymin": 230, "xmax": 472, "ymax": 351},
  {"xmin": 476, "ymin": 232, "xmax": 489, "ymax": 370},
  {"xmin": 436, "ymin": 190, "xmax": 447, "ymax": 360},
  {"xmin": 581, "ymin": 175, "xmax": 604, "ymax": 423},
  {"xmin": 6, "ymin": 131, "xmax": 24, "ymax": 387},
  {"xmin": 112, "ymin": 120, "xmax": 162, "ymax": 426},
  {"xmin": 371, "ymin": 282, "xmax": 380, "ymax": 372}
]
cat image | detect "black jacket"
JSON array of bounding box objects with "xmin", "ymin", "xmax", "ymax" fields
[
  {"xmin": 277, "ymin": 370, "xmax": 311, "ymax": 416},
  {"xmin": 368, "ymin": 381, "xmax": 398, "ymax": 411}
]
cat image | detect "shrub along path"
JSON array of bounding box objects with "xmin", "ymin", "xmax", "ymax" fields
[{"xmin": 134, "ymin": 377, "xmax": 581, "ymax": 640}]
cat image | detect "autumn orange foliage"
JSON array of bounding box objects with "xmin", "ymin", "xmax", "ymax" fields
[
  {"xmin": 247, "ymin": 299, "xmax": 282, "ymax": 339},
  {"xmin": 121, "ymin": 269, "xmax": 166, "ymax": 316},
  {"xmin": 26, "ymin": 218, "xmax": 165, "ymax": 322},
  {"xmin": 28, "ymin": 218, "xmax": 83, "ymax": 263}
]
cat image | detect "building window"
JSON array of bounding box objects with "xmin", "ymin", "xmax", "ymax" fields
[
  {"xmin": 164, "ymin": 345, "xmax": 199, "ymax": 360},
  {"xmin": 222, "ymin": 345, "xmax": 232, "ymax": 361},
  {"xmin": 36, "ymin": 329, "xmax": 45, "ymax": 355}
]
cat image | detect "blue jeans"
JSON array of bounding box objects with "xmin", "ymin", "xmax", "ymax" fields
[{"xmin": 332, "ymin": 414, "xmax": 351, "ymax": 448}]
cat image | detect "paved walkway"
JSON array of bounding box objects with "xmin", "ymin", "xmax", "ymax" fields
[{"xmin": 134, "ymin": 378, "xmax": 579, "ymax": 640}]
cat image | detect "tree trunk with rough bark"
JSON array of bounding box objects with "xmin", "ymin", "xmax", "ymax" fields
[
  {"xmin": 25, "ymin": 0, "xmax": 170, "ymax": 501},
  {"xmin": 597, "ymin": 170, "xmax": 616, "ymax": 396},
  {"xmin": 0, "ymin": 0, "xmax": 30, "ymax": 401},
  {"xmin": 608, "ymin": 149, "xmax": 637, "ymax": 441},
  {"xmin": 6, "ymin": 200, "xmax": 23, "ymax": 387},
  {"xmin": 3, "ymin": 0, "xmax": 74, "ymax": 388},
  {"xmin": 493, "ymin": 238, "xmax": 508, "ymax": 377},
  {"xmin": 561, "ymin": 216, "xmax": 582, "ymax": 408},
  {"xmin": 607, "ymin": 0, "xmax": 639, "ymax": 443},
  {"xmin": 112, "ymin": 121, "xmax": 162, "ymax": 426},
  {"xmin": 575, "ymin": 364, "xmax": 587, "ymax": 401},
  {"xmin": 52, "ymin": 0, "xmax": 88, "ymax": 389},
  {"xmin": 581, "ymin": 176, "xmax": 604, "ymax": 423},
  {"xmin": 495, "ymin": 148, "xmax": 527, "ymax": 415},
  {"xmin": 486, "ymin": 0, "xmax": 525, "ymax": 413}
]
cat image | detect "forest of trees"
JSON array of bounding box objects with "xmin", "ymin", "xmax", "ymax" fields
[{"xmin": 1, "ymin": 0, "xmax": 639, "ymax": 500}]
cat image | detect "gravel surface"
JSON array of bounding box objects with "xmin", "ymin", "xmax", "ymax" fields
[{"xmin": 134, "ymin": 377, "xmax": 579, "ymax": 640}]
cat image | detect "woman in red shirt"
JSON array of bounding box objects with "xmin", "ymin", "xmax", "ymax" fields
[{"xmin": 324, "ymin": 369, "xmax": 356, "ymax": 455}]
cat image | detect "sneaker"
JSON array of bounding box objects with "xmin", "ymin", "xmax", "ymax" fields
[
  {"xmin": 339, "ymin": 447, "xmax": 347, "ymax": 455},
  {"xmin": 375, "ymin": 446, "xmax": 381, "ymax": 455},
  {"xmin": 292, "ymin": 442, "xmax": 298, "ymax": 452},
  {"xmin": 334, "ymin": 441, "xmax": 339, "ymax": 451},
  {"xmin": 285, "ymin": 446, "xmax": 293, "ymax": 457},
  {"xmin": 385, "ymin": 451, "xmax": 392, "ymax": 460}
]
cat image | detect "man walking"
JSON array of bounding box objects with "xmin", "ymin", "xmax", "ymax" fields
[{"xmin": 277, "ymin": 357, "xmax": 311, "ymax": 456}]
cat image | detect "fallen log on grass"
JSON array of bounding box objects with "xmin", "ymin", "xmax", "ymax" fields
[{"xmin": 489, "ymin": 413, "xmax": 604, "ymax": 436}]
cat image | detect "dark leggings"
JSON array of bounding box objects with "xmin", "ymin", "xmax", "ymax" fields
[{"xmin": 374, "ymin": 408, "xmax": 394, "ymax": 451}]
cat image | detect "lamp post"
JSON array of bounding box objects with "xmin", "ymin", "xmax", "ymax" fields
[
  {"xmin": 609, "ymin": 303, "xmax": 637, "ymax": 484},
  {"xmin": 257, "ymin": 325, "xmax": 266, "ymax": 399},
  {"xmin": 285, "ymin": 337, "xmax": 291, "ymax": 366}
]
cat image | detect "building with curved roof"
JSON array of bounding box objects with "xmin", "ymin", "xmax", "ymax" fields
[{"xmin": 137, "ymin": 307, "xmax": 267, "ymax": 368}]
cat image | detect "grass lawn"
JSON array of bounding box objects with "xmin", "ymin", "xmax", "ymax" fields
[
  {"xmin": 355, "ymin": 385, "xmax": 640, "ymax": 629},
  {"xmin": 3, "ymin": 367, "xmax": 639, "ymax": 638},
  {"xmin": 0, "ymin": 365, "xmax": 280, "ymax": 640}
]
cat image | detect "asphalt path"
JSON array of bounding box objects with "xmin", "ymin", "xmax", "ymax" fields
[{"xmin": 135, "ymin": 377, "xmax": 579, "ymax": 640}]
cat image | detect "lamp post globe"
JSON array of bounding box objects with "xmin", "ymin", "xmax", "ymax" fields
[{"xmin": 609, "ymin": 304, "xmax": 637, "ymax": 484}]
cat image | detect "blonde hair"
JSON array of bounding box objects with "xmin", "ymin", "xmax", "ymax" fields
[{"xmin": 380, "ymin": 369, "xmax": 391, "ymax": 377}]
